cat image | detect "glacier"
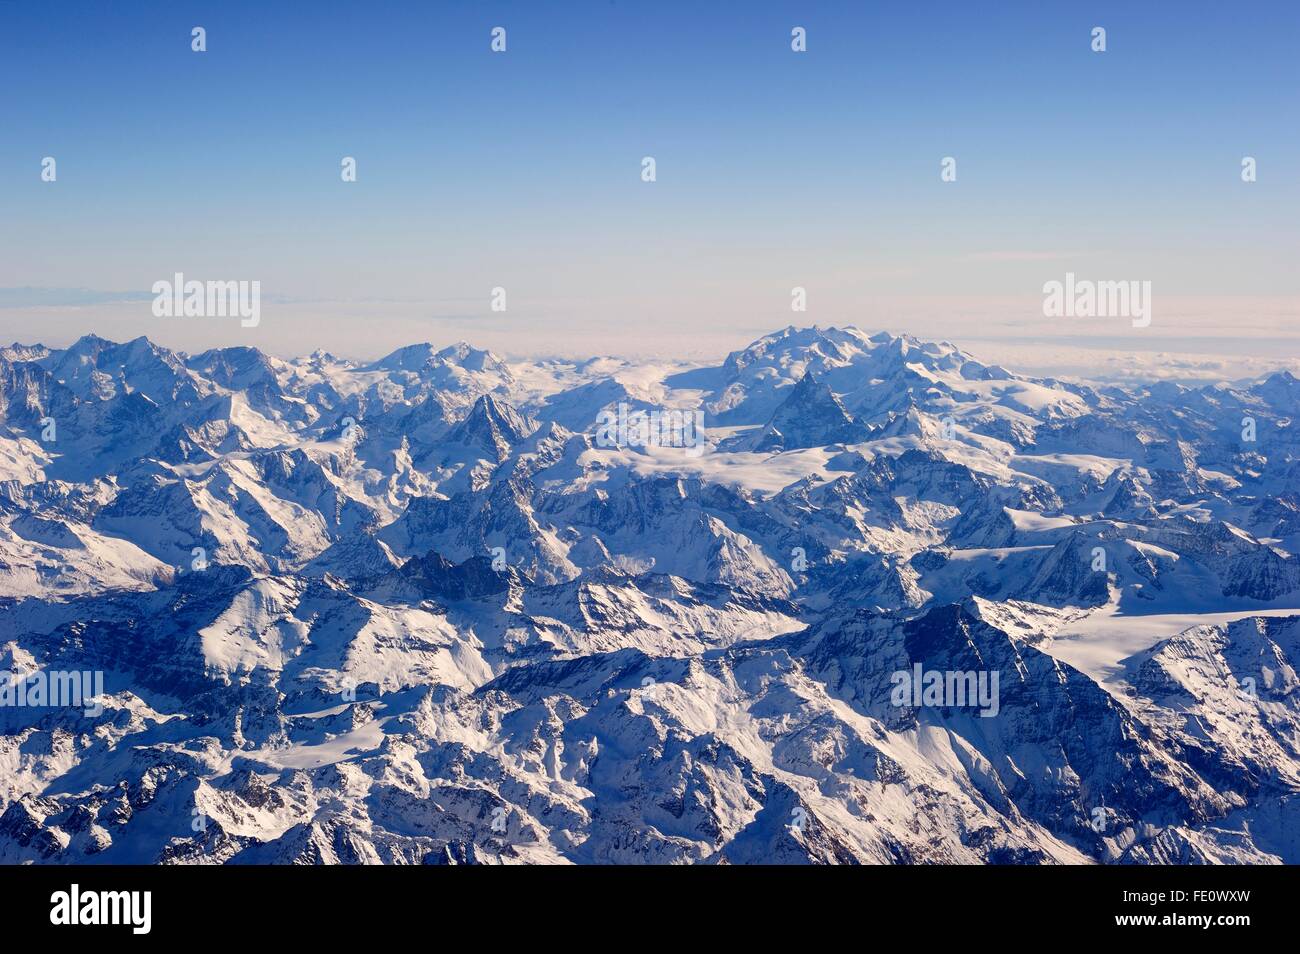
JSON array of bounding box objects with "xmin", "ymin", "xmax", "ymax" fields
[{"xmin": 1, "ymin": 324, "xmax": 1298, "ymax": 864}]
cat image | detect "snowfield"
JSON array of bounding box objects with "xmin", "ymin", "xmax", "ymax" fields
[{"xmin": 1, "ymin": 324, "xmax": 1299, "ymax": 864}]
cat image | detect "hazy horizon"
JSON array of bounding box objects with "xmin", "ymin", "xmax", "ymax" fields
[{"xmin": 3, "ymin": 0, "xmax": 1297, "ymax": 381}]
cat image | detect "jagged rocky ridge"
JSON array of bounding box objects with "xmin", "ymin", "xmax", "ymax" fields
[{"xmin": 0, "ymin": 325, "xmax": 1298, "ymax": 864}]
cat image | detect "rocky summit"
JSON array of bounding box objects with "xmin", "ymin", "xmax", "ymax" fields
[{"xmin": 1, "ymin": 325, "xmax": 1299, "ymax": 864}]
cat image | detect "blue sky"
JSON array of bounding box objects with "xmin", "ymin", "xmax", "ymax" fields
[{"xmin": 1, "ymin": 0, "xmax": 1297, "ymax": 369}]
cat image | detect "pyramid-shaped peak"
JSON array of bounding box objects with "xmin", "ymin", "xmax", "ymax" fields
[
  {"xmin": 449, "ymin": 394, "xmax": 537, "ymax": 461},
  {"xmin": 754, "ymin": 370, "xmax": 868, "ymax": 452},
  {"xmin": 472, "ymin": 393, "xmax": 532, "ymax": 433}
]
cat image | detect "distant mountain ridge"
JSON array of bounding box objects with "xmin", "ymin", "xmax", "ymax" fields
[{"xmin": 1, "ymin": 325, "xmax": 1298, "ymax": 864}]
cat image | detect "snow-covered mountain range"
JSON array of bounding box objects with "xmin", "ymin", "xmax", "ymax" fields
[{"xmin": 2, "ymin": 325, "xmax": 1298, "ymax": 864}]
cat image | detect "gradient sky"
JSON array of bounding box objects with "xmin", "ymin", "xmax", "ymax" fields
[{"xmin": 1, "ymin": 0, "xmax": 1297, "ymax": 374}]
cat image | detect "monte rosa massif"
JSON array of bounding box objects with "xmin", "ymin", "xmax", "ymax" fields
[{"xmin": 1, "ymin": 325, "xmax": 1298, "ymax": 864}]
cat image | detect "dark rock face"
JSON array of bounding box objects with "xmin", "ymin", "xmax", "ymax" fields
[
  {"xmin": 754, "ymin": 372, "xmax": 871, "ymax": 452},
  {"xmin": 396, "ymin": 552, "xmax": 511, "ymax": 601}
]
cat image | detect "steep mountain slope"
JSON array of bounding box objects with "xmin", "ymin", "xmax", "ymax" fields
[{"xmin": 1, "ymin": 325, "xmax": 1298, "ymax": 864}]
